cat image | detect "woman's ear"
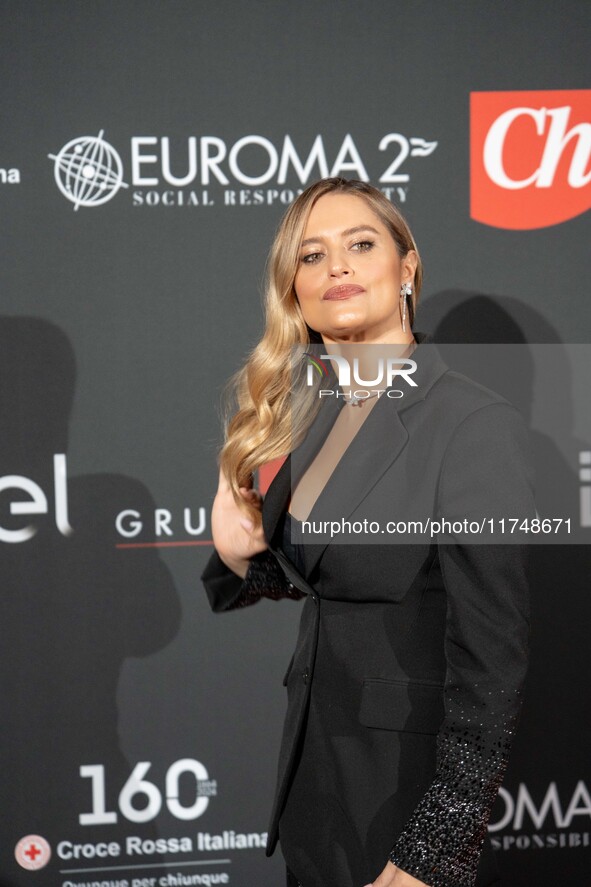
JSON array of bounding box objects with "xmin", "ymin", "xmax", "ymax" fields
[{"xmin": 401, "ymin": 249, "xmax": 418, "ymax": 284}]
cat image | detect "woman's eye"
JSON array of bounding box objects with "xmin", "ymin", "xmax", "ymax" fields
[
  {"xmin": 301, "ymin": 252, "xmax": 323, "ymax": 264},
  {"xmin": 352, "ymin": 240, "xmax": 375, "ymax": 252}
]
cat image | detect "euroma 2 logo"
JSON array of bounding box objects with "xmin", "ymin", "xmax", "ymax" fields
[
  {"xmin": 489, "ymin": 779, "xmax": 591, "ymax": 852},
  {"xmin": 47, "ymin": 129, "xmax": 438, "ymax": 210},
  {"xmin": 48, "ymin": 131, "xmax": 128, "ymax": 210}
]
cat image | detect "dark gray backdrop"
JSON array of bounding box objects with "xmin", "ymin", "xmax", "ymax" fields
[{"xmin": 1, "ymin": 2, "xmax": 590, "ymax": 885}]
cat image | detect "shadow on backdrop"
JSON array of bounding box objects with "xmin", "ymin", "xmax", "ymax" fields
[{"xmin": 0, "ymin": 316, "xmax": 182, "ymax": 886}]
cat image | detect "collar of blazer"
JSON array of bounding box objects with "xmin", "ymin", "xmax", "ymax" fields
[{"xmin": 262, "ymin": 332, "xmax": 449, "ymax": 583}]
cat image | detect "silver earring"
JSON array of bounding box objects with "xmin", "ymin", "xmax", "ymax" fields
[{"xmin": 400, "ymin": 282, "xmax": 412, "ymax": 333}]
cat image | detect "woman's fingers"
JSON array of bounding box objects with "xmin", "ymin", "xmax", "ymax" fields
[
  {"xmin": 242, "ymin": 515, "xmax": 266, "ymax": 544},
  {"xmin": 239, "ymin": 486, "xmax": 260, "ymax": 498},
  {"xmin": 366, "ymin": 860, "xmax": 399, "ymax": 887},
  {"xmin": 211, "ymin": 470, "xmax": 267, "ymax": 566},
  {"xmin": 239, "ymin": 486, "xmax": 263, "ymax": 510},
  {"xmin": 366, "ymin": 862, "xmax": 429, "ymax": 887}
]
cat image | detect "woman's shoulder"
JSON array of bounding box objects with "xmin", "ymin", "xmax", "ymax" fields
[
  {"xmin": 417, "ymin": 365, "xmax": 523, "ymax": 443},
  {"xmin": 436, "ymin": 367, "xmax": 512, "ymax": 410},
  {"xmin": 412, "ymin": 332, "xmax": 514, "ymax": 419}
]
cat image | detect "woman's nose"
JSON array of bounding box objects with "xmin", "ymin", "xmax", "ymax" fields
[{"xmin": 328, "ymin": 254, "xmax": 353, "ymax": 277}]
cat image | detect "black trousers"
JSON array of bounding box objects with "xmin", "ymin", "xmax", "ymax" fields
[{"xmin": 286, "ymin": 866, "xmax": 302, "ymax": 887}]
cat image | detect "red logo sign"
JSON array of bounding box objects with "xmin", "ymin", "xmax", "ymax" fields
[
  {"xmin": 15, "ymin": 835, "xmax": 52, "ymax": 870},
  {"xmin": 470, "ymin": 90, "xmax": 591, "ymax": 229}
]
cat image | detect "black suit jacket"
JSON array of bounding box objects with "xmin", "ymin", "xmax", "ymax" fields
[{"xmin": 202, "ymin": 337, "xmax": 535, "ymax": 887}]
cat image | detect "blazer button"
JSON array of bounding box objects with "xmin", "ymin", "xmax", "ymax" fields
[
  {"xmin": 287, "ymin": 581, "xmax": 295, "ymax": 590},
  {"xmin": 302, "ymin": 670, "xmax": 309, "ymax": 685}
]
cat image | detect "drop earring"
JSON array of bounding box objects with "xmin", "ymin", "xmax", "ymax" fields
[{"xmin": 400, "ymin": 282, "xmax": 412, "ymax": 333}]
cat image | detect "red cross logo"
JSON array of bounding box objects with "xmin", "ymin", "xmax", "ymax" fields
[{"xmin": 15, "ymin": 835, "xmax": 51, "ymax": 870}]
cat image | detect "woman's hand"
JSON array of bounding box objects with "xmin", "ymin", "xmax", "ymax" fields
[
  {"xmin": 211, "ymin": 466, "xmax": 268, "ymax": 578},
  {"xmin": 363, "ymin": 860, "xmax": 430, "ymax": 887}
]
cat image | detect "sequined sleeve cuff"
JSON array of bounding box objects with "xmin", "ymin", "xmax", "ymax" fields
[
  {"xmin": 201, "ymin": 548, "xmax": 305, "ymax": 613},
  {"xmin": 389, "ymin": 685, "xmax": 523, "ymax": 887}
]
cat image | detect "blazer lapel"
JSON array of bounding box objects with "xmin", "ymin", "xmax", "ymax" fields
[{"xmin": 261, "ymin": 336, "xmax": 448, "ymax": 586}]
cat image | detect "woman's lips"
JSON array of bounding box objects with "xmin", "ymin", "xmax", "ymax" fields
[{"xmin": 322, "ymin": 284, "xmax": 366, "ymax": 300}]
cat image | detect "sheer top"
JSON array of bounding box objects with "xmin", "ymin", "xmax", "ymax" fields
[
  {"xmin": 280, "ymin": 340, "xmax": 418, "ymax": 576},
  {"xmin": 288, "ymin": 341, "xmax": 416, "ymax": 523}
]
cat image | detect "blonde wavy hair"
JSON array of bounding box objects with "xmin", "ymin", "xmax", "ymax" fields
[{"xmin": 219, "ymin": 177, "xmax": 423, "ymax": 519}]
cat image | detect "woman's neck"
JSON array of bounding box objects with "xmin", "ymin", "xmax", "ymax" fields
[{"xmin": 321, "ymin": 337, "xmax": 417, "ymax": 398}]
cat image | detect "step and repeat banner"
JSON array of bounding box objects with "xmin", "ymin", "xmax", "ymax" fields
[{"xmin": 1, "ymin": 2, "xmax": 589, "ymax": 886}]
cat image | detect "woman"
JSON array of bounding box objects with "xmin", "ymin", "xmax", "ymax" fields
[{"xmin": 201, "ymin": 178, "xmax": 534, "ymax": 887}]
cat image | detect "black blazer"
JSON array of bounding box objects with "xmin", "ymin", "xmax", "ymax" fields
[{"xmin": 202, "ymin": 337, "xmax": 535, "ymax": 887}]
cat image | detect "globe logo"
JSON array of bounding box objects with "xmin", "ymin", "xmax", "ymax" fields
[{"xmin": 48, "ymin": 130, "xmax": 128, "ymax": 210}]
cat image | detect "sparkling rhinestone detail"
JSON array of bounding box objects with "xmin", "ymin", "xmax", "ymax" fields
[
  {"xmin": 229, "ymin": 549, "xmax": 305, "ymax": 609},
  {"xmin": 389, "ymin": 682, "xmax": 524, "ymax": 886}
]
